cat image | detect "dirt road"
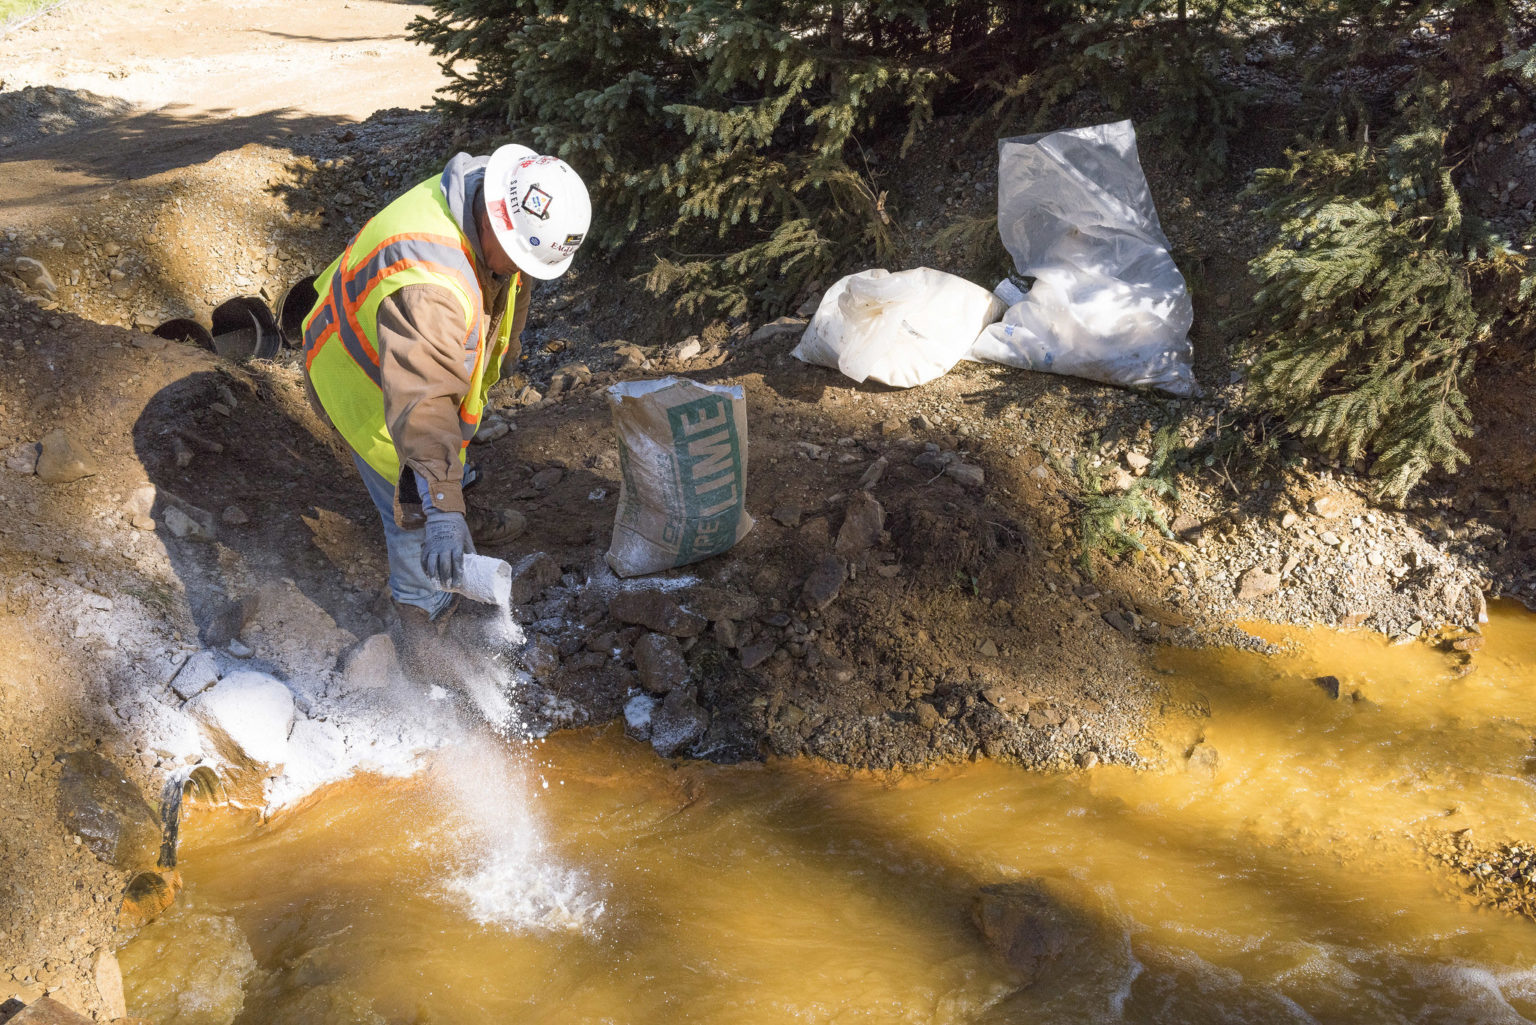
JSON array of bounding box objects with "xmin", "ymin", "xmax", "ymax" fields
[{"xmin": 0, "ymin": 0, "xmax": 445, "ymax": 225}]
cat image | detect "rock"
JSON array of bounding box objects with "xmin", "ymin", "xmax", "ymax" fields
[
  {"xmin": 187, "ymin": 671, "xmax": 296, "ymax": 765},
  {"xmin": 55, "ymin": 751, "xmax": 161, "ymax": 872},
  {"xmin": 650, "ymin": 687, "xmax": 709, "ymax": 757},
  {"xmin": 472, "ymin": 419, "xmax": 509, "ymax": 444},
  {"xmin": 530, "ymin": 466, "xmax": 564, "ymax": 491},
  {"xmin": 92, "ymin": 948, "xmax": 126, "ymax": 1021},
  {"xmin": 800, "ymin": 556, "xmax": 847, "ymax": 610},
  {"xmin": 713, "ymin": 618, "xmax": 740, "ymax": 650},
  {"xmin": 1319, "ymin": 530, "xmax": 1342, "ymax": 546},
  {"xmin": 201, "ymin": 594, "xmax": 258, "ymax": 648},
  {"xmin": 5, "ymin": 996, "xmax": 94, "ymax": 1024},
  {"xmin": 623, "ymin": 694, "xmax": 657, "ymax": 742},
  {"xmin": 914, "ymin": 701, "xmax": 942, "ymax": 729},
  {"xmin": 221, "ymin": 505, "xmax": 250, "ymax": 526},
  {"xmin": 772, "ymin": 503, "xmax": 803, "ymax": 528},
  {"xmin": 1236, "ymin": 566, "xmax": 1280, "ymax": 600},
  {"xmin": 1101, "ymin": 610, "xmax": 1137, "ymax": 639},
  {"xmin": 673, "ymin": 336, "xmax": 702, "ymax": 362},
  {"xmin": 979, "ymin": 638, "xmax": 1000, "ymax": 658},
  {"xmin": 1075, "ymin": 751, "xmax": 1100, "ymax": 769},
  {"xmin": 973, "ymin": 879, "xmax": 1120, "ymax": 988},
  {"xmin": 945, "ymin": 461, "xmax": 985, "ymax": 487},
  {"xmin": 1280, "ymin": 510, "xmax": 1299, "ymax": 529},
  {"xmin": 747, "ymin": 317, "xmax": 807, "ymax": 344},
  {"xmin": 521, "ymin": 636, "xmax": 560, "ymax": 678},
  {"xmin": 608, "ymin": 589, "xmax": 706, "ymax": 637},
  {"xmin": 226, "ymin": 638, "xmax": 254, "ymax": 659},
  {"xmin": 509, "ymin": 552, "xmax": 561, "ymax": 604},
  {"xmin": 834, "ymin": 492, "xmax": 884, "ymax": 561},
  {"xmin": 118, "ymin": 869, "xmax": 178, "ymax": 933},
  {"xmin": 8, "ymin": 256, "xmax": 57, "ymax": 297},
  {"xmin": 547, "ymin": 362, "xmax": 591, "ymax": 398},
  {"xmin": 676, "ymin": 585, "xmax": 761, "ymax": 623},
  {"xmin": 3, "ymin": 441, "xmax": 39, "ymax": 475},
  {"xmin": 981, "ymin": 685, "xmax": 1029, "ymax": 716},
  {"xmin": 614, "ymin": 342, "xmax": 649, "ymax": 369},
  {"xmin": 169, "ymin": 649, "xmax": 220, "ymax": 701},
  {"xmin": 858, "ymin": 456, "xmax": 889, "ymax": 490},
  {"xmin": 1452, "ymin": 635, "xmax": 1484, "ymax": 653},
  {"xmin": 1123, "ymin": 451, "xmax": 1151, "ymax": 471},
  {"xmin": 1186, "ymin": 741, "xmax": 1219, "ymax": 778},
  {"xmin": 34, "ymin": 429, "xmax": 98, "ymax": 484},
  {"xmin": 634, "ymin": 632, "xmax": 690, "ymax": 695},
  {"xmin": 739, "ymin": 640, "xmax": 777, "ymax": 670},
  {"xmin": 1310, "ymin": 495, "xmax": 1344, "ymax": 518},
  {"xmin": 913, "ymin": 448, "xmax": 950, "ymax": 474},
  {"xmin": 1314, "ymin": 675, "xmax": 1341, "ymax": 699},
  {"xmin": 162, "ymin": 505, "xmax": 205, "ymax": 539},
  {"xmin": 333, "ymin": 633, "xmax": 402, "ymax": 694}
]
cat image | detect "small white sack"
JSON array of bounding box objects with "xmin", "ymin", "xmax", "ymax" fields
[
  {"xmin": 969, "ymin": 120, "xmax": 1199, "ymax": 397},
  {"xmin": 793, "ymin": 268, "xmax": 1005, "ymax": 388}
]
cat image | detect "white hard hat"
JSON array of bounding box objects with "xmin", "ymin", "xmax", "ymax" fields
[{"xmin": 483, "ymin": 144, "xmax": 592, "ymax": 281}]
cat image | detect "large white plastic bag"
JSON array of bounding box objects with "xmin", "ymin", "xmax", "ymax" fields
[
  {"xmin": 968, "ymin": 120, "xmax": 1199, "ymax": 397},
  {"xmin": 792, "ymin": 268, "xmax": 1005, "ymax": 388}
]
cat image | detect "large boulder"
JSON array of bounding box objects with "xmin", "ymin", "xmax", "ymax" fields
[
  {"xmin": 55, "ymin": 751, "xmax": 161, "ymax": 872},
  {"xmin": 972, "ymin": 878, "xmax": 1129, "ymax": 991}
]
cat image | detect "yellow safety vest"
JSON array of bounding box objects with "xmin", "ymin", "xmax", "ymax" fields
[{"xmin": 302, "ymin": 175, "xmax": 517, "ymax": 483}]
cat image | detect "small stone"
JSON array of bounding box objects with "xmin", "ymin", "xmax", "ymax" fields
[
  {"xmin": 472, "ymin": 420, "xmax": 510, "ymax": 444},
  {"xmin": 186, "ymin": 671, "xmax": 295, "ymax": 765},
  {"xmin": 834, "ymin": 492, "xmax": 884, "ymax": 561},
  {"xmin": 1101, "ymin": 610, "xmax": 1137, "ymax": 639},
  {"xmin": 1076, "ymin": 751, "xmax": 1100, "ymax": 769},
  {"xmin": 914, "ymin": 701, "xmax": 942, "ymax": 730},
  {"xmin": 946, "ymin": 462, "xmax": 985, "ymax": 487},
  {"xmin": 673, "ymin": 336, "xmax": 702, "ymax": 362},
  {"xmin": 1236, "ymin": 566, "xmax": 1281, "ymax": 600},
  {"xmin": 221, "ymin": 505, "xmax": 250, "ymax": 526},
  {"xmin": 1367, "ymin": 551, "xmax": 1384, "ymax": 567},
  {"xmin": 650, "ymin": 687, "xmax": 709, "ymax": 757},
  {"xmin": 739, "ymin": 641, "xmax": 777, "ymax": 669},
  {"xmin": 169, "ymin": 649, "xmax": 220, "ymax": 701},
  {"xmin": 530, "ymin": 466, "xmax": 564, "ymax": 491},
  {"xmin": 1319, "ymin": 530, "xmax": 1342, "ymax": 546},
  {"xmin": 979, "ymin": 638, "xmax": 999, "ymax": 657},
  {"xmin": 1452, "ymin": 635, "xmax": 1484, "ymax": 652},
  {"xmin": 623, "ymin": 694, "xmax": 657, "ymax": 742},
  {"xmin": 161, "ymin": 505, "xmax": 206, "ymax": 540},
  {"xmin": 226, "ymin": 639, "xmax": 254, "ymax": 659},
  {"xmin": 609, "ymin": 589, "xmax": 707, "ymax": 637},
  {"xmin": 1310, "ymin": 495, "xmax": 1344, "ymax": 518},
  {"xmin": 1281, "ymin": 510, "xmax": 1299, "ymax": 529},
  {"xmin": 34, "ymin": 429, "xmax": 98, "ymax": 484},
  {"xmin": 634, "ymin": 633, "xmax": 690, "ymax": 695},
  {"xmin": 858, "ymin": 456, "xmax": 889, "ymax": 490},
  {"xmin": 1123, "ymin": 451, "xmax": 1151, "ymax": 471},
  {"xmin": 3, "ymin": 441, "xmax": 39, "ymax": 475},
  {"xmin": 509, "ymin": 552, "xmax": 561, "ymax": 604},
  {"xmin": 772, "ymin": 504, "xmax": 803, "ymax": 528},
  {"xmin": 800, "ymin": 556, "xmax": 847, "ymax": 610},
  {"xmin": 747, "ymin": 317, "xmax": 807, "ymax": 344},
  {"xmin": 876, "ymin": 563, "xmax": 901, "ymax": 578},
  {"xmin": 547, "ymin": 362, "xmax": 592, "ymax": 398},
  {"xmin": 713, "ymin": 618, "xmax": 740, "ymax": 650},
  {"xmin": 981, "ymin": 686, "xmax": 1028, "ymax": 716},
  {"xmin": 8, "ymin": 256, "xmax": 57, "ymax": 297}
]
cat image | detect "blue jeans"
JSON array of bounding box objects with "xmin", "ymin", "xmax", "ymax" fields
[{"xmin": 350, "ymin": 451, "xmax": 457, "ymax": 618}]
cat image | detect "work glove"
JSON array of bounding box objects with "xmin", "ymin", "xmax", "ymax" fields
[{"xmin": 421, "ymin": 508, "xmax": 475, "ymax": 591}]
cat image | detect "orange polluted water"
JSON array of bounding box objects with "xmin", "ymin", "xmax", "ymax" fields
[{"xmin": 121, "ymin": 606, "xmax": 1536, "ymax": 1025}]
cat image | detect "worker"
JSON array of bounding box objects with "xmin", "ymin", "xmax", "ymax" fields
[{"xmin": 301, "ymin": 144, "xmax": 591, "ymax": 646}]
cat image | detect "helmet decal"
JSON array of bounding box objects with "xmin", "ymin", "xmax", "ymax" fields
[
  {"xmin": 521, "ymin": 185, "xmax": 553, "ymax": 220},
  {"xmin": 529, "ymin": 236, "xmax": 541, "ymax": 247},
  {"xmin": 563, "ymin": 232, "xmax": 585, "ymax": 245},
  {"xmin": 489, "ymin": 198, "xmax": 515, "ymax": 231}
]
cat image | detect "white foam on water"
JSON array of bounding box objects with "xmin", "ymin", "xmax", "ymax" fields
[{"xmin": 433, "ymin": 729, "xmax": 606, "ymax": 935}]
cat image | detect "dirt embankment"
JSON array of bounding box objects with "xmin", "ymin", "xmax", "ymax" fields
[{"xmin": 1, "ymin": 2, "xmax": 1528, "ymax": 1017}]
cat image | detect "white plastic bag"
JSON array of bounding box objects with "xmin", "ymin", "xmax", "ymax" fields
[
  {"xmin": 968, "ymin": 120, "xmax": 1199, "ymax": 397},
  {"xmin": 793, "ymin": 268, "xmax": 1005, "ymax": 388}
]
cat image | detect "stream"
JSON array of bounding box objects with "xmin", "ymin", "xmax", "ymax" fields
[{"xmin": 120, "ymin": 605, "xmax": 1536, "ymax": 1024}]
